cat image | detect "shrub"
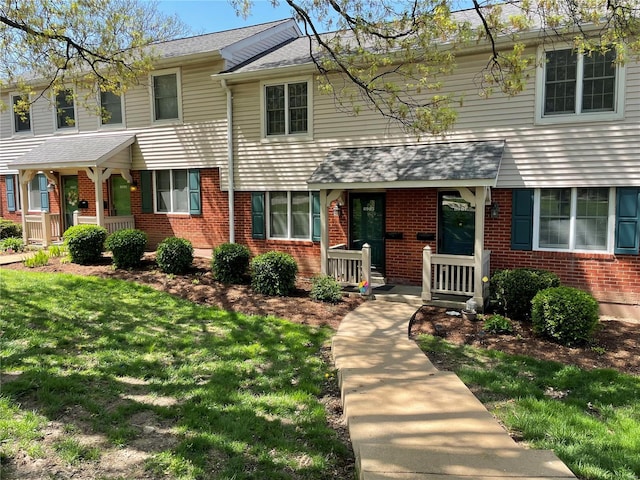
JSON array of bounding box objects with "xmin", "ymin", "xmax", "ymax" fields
[
  {"xmin": 251, "ymin": 251, "xmax": 298, "ymax": 296},
  {"xmin": 156, "ymin": 237, "xmax": 193, "ymax": 274},
  {"xmin": 490, "ymin": 268, "xmax": 560, "ymax": 321},
  {"xmin": 105, "ymin": 229, "xmax": 148, "ymax": 269},
  {"xmin": 63, "ymin": 224, "xmax": 108, "ymax": 265},
  {"xmin": 0, "ymin": 219, "xmax": 22, "ymax": 239},
  {"xmin": 310, "ymin": 275, "xmax": 343, "ymax": 303},
  {"xmin": 531, "ymin": 286, "xmax": 599, "ymax": 346},
  {"xmin": 24, "ymin": 250, "xmax": 49, "ymax": 268},
  {"xmin": 482, "ymin": 314, "xmax": 514, "ymax": 334},
  {"xmin": 0, "ymin": 237, "xmax": 24, "ymax": 253},
  {"xmin": 211, "ymin": 243, "xmax": 251, "ymax": 284}
]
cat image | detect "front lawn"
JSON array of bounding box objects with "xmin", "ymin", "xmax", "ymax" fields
[
  {"xmin": 415, "ymin": 335, "xmax": 640, "ymax": 480},
  {"xmin": 0, "ymin": 269, "xmax": 352, "ymax": 479}
]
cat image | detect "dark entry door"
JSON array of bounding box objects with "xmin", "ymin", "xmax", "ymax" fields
[
  {"xmin": 438, "ymin": 190, "xmax": 475, "ymax": 256},
  {"xmin": 349, "ymin": 193, "xmax": 385, "ymax": 272},
  {"xmin": 62, "ymin": 176, "xmax": 79, "ymax": 231}
]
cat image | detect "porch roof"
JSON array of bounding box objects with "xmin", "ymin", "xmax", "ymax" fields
[
  {"xmin": 307, "ymin": 140, "xmax": 504, "ymax": 190},
  {"xmin": 8, "ymin": 133, "xmax": 135, "ymax": 171}
]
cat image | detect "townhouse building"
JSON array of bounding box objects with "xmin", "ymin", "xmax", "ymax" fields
[{"xmin": 1, "ymin": 12, "xmax": 639, "ymax": 312}]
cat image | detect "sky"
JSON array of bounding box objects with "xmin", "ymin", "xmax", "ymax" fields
[{"xmin": 155, "ymin": 1, "xmax": 299, "ymax": 35}]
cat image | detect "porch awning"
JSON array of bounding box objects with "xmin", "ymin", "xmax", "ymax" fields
[
  {"xmin": 8, "ymin": 133, "xmax": 135, "ymax": 171},
  {"xmin": 307, "ymin": 140, "xmax": 504, "ymax": 190}
]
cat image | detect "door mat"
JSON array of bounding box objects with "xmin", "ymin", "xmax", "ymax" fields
[{"xmin": 373, "ymin": 284, "xmax": 395, "ymax": 292}]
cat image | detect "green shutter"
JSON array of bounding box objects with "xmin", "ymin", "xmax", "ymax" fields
[
  {"xmin": 140, "ymin": 170, "xmax": 153, "ymax": 213},
  {"xmin": 5, "ymin": 176, "xmax": 16, "ymax": 212},
  {"xmin": 511, "ymin": 189, "xmax": 533, "ymax": 250},
  {"xmin": 615, "ymin": 187, "xmax": 640, "ymax": 255},
  {"xmin": 38, "ymin": 174, "xmax": 49, "ymax": 212},
  {"xmin": 251, "ymin": 192, "xmax": 265, "ymax": 239},
  {"xmin": 311, "ymin": 191, "xmax": 321, "ymax": 242},
  {"xmin": 188, "ymin": 169, "xmax": 201, "ymax": 215}
]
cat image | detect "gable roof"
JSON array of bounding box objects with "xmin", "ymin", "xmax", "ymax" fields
[{"xmin": 307, "ymin": 140, "xmax": 505, "ymax": 189}]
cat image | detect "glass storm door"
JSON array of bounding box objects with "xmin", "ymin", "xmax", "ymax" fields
[
  {"xmin": 111, "ymin": 176, "xmax": 132, "ymax": 216},
  {"xmin": 438, "ymin": 191, "xmax": 475, "ymax": 256},
  {"xmin": 62, "ymin": 176, "xmax": 79, "ymax": 231},
  {"xmin": 349, "ymin": 193, "xmax": 385, "ymax": 272}
]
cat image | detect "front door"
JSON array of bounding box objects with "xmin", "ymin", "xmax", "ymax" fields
[
  {"xmin": 110, "ymin": 176, "xmax": 132, "ymax": 216},
  {"xmin": 62, "ymin": 176, "xmax": 79, "ymax": 231},
  {"xmin": 438, "ymin": 190, "xmax": 475, "ymax": 256},
  {"xmin": 349, "ymin": 193, "xmax": 385, "ymax": 272}
]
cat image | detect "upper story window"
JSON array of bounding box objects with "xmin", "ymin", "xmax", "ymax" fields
[
  {"xmin": 100, "ymin": 90, "xmax": 123, "ymax": 126},
  {"xmin": 535, "ymin": 187, "xmax": 613, "ymax": 252},
  {"xmin": 263, "ymin": 80, "xmax": 311, "ymax": 138},
  {"xmin": 537, "ymin": 47, "xmax": 624, "ymax": 124},
  {"xmin": 55, "ymin": 89, "xmax": 76, "ymax": 129},
  {"xmin": 11, "ymin": 95, "xmax": 31, "ymax": 134},
  {"xmin": 152, "ymin": 69, "xmax": 181, "ymax": 122}
]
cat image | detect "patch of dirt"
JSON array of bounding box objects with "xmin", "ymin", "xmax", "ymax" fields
[{"xmin": 410, "ymin": 306, "xmax": 640, "ymax": 377}]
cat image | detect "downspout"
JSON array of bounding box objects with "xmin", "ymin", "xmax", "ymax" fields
[{"xmin": 221, "ymin": 78, "xmax": 235, "ymax": 243}]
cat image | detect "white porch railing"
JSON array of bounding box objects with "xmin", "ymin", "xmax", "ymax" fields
[
  {"xmin": 24, "ymin": 213, "xmax": 62, "ymax": 246},
  {"xmin": 422, "ymin": 246, "xmax": 491, "ymax": 302},
  {"xmin": 327, "ymin": 243, "xmax": 372, "ymax": 295},
  {"xmin": 74, "ymin": 213, "xmax": 135, "ymax": 234}
]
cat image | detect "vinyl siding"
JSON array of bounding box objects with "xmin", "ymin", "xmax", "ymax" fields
[{"xmin": 227, "ymin": 51, "xmax": 640, "ymax": 191}]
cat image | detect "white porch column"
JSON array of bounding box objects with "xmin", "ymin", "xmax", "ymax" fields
[
  {"xmin": 19, "ymin": 172, "xmax": 29, "ymax": 245},
  {"xmin": 422, "ymin": 245, "xmax": 432, "ymax": 302},
  {"xmin": 473, "ymin": 186, "xmax": 487, "ymax": 310},
  {"xmin": 94, "ymin": 168, "xmax": 105, "ymax": 227},
  {"xmin": 319, "ymin": 190, "xmax": 328, "ymax": 274}
]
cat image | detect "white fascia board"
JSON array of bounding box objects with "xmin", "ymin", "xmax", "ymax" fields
[{"xmin": 307, "ymin": 178, "xmax": 498, "ymax": 191}]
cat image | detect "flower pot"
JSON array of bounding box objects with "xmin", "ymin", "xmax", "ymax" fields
[{"xmin": 461, "ymin": 309, "xmax": 477, "ymax": 322}]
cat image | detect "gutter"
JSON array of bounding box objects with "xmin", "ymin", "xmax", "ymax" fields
[{"xmin": 220, "ymin": 78, "xmax": 235, "ymax": 243}]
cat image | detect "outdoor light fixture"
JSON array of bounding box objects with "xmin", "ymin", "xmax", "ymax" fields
[
  {"xmin": 490, "ymin": 201, "xmax": 500, "ymax": 219},
  {"xmin": 333, "ymin": 203, "xmax": 341, "ymax": 217},
  {"xmin": 47, "ymin": 182, "xmax": 56, "ymax": 192},
  {"xmin": 129, "ymin": 181, "xmax": 139, "ymax": 192}
]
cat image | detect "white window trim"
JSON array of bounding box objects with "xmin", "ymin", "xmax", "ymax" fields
[
  {"xmin": 266, "ymin": 191, "xmax": 314, "ymax": 241},
  {"xmin": 10, "ymin": 93, "xmax": 33, "ymax": 136},
  {"xmin": 260, "ymin": 77, "xmax": 313, "ymax": 142},
  {"xmin": 53, "ymin": 89, "xmax": 78, "ymax": 133},
  {"xmin": 152, "ymin": 169, "xmax": 190, "ymax": 215},
  {"xmin": 532, "ymin": 187, "xmax": 616, "ymax": 254},
  {"xmin": 150, "ymin": 68, "xmax": 183, "ymax": 125},
  {"xmin": 98, "ymin": 88, "xmax": 126, "ymax": 130},
  {"xmin": 535, "ymin": 45, "xmax": 625, "ymax": 125}
]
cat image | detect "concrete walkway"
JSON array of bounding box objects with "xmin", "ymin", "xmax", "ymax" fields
[{"xmin": 332, "ymin": 300, "xmax": 576, "ymax": 480}]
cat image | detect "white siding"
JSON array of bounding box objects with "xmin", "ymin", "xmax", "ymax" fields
[{"xmin": 228, "ymin": 51, "xmax": 640, "ymax": 191}]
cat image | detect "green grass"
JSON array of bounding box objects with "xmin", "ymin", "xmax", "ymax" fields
[
  {"xmin": 415, "ymin": 334, "xmax": 640, "ymax": 480},
  {"xmin": 0, "ymin": 269, "xmax": 350, "ymax": 479}
]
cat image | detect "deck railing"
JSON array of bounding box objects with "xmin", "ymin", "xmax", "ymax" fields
[
  {"xmin": 327, "ymin": 243, "xmax": 372, "ymax": 295},
  {"xmin": 422, "ymin": 246, "xmax": 491, "ymax": 302},
  {"xmin": 74, "ymin": 213, "xmax": 135, "ymax": 234},
  {"xmin": 24, "ymin": 213, "xmax": 62, "ymax": 246}
]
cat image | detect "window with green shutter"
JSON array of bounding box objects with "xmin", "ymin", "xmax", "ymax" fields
[
  {"xmin": 615, "ymin": 187, "xmax": 640, "ymax": 255},
  {"xmin": 251, "ymin": 192, "xmax": 266, "ymax": 239},
  {"xmin": 511, "ymin": 189, "xmax": 533, "ymax": 250}
]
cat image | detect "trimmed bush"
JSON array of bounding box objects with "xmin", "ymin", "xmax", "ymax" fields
[
  {"xmin": 156, "ymin": 237, "xmax": 193, "ymax": 274},
  {"xmin": 211, "ymin": 243, "xmax": 251, "ymax": 284},
  {"xmin": 0, "ymin": 237, "xmax": 24, "ymax": 253},
  {"xmin": 482, "ymin": 314, "xmax": 513, "ymax": 334},
  {"xmin": 105, "ymin": 229, "xmax": 148, "ymax": 269},
  {"xmin": 310, "ymin": 275, "xmax": 343, "ymax": 303},
  {"xmin": 63, "ymin": 224, "xmax": 108, "ymax": 265},
  {"xmin": 251, "ymin": 251, "xmax": 298, "ymax": 296},
  {"xmin": 490, "ymin": 268, "xmax": 560, "ymax": 321},
  {"xmin": 0, "ymin": 219, "xmax": 22, "ymax": 239},
  {"xmin": 532, "ymin": 286, "xmax": 599, "ymax": 346}
]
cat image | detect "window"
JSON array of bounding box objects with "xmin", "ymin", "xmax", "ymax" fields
[
  {"xmin": 152, "ymin": 70, "xmax": 181, "ymax": 122},
  {"xmin": 535, "ymin": 188, "xmax": 612, "ymax": 252},
  {"xmin": 264, "ymin": 81, "xmax": 309, "ymax": 137},
  {"xmin": 267, "ymin": 191, "xmax": 314, "ymax": 239},
  {"xmin": 11, "ymin": 95, "xmax": 31, "ymax": 133},
  {"xmin": 538, "ymin": 47, "xmax": 623, "ymax": 122},
  {"xmin": 100, "ymin": 90, "xmax": 123, "ymax": 126},
  {"xmin": 155, "ymin": 170, "xmax": 188, "ymax": 213},
  {"xmin": 26, "ymin": 174, "xmax": 49, "ymax": 212},
  {"xmin": 55, "ymin": 89, "xmax": 76, "ymax": 129}
]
